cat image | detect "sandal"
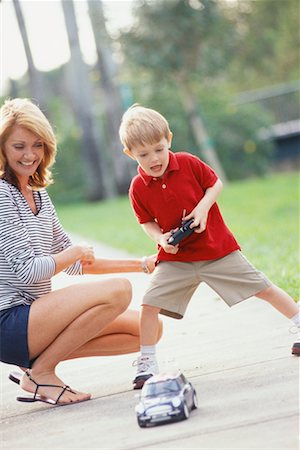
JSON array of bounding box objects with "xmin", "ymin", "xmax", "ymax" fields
[
  {"xmin": 9, "ymin": 371, "xmax": 22, "ymax": 385},
  {"xmin": 16, "ymin": 370, "xmax": 83, "ymax": 406}
]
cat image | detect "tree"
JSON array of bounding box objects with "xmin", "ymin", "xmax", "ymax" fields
[
  {"xmin": 120, "ymin": 0, "xmax": 232, "ymax": 181},
  {"xmin": 222, "ymin": 0, "xmax": 300, "ymax": 90},
  {"xmin": 61, "ymin": 0, "xmax": 114, "ymax": 200},
  {"xmin": 87, "ymin": 0, "xmax": 132, "ymax": 193},
  {"xmin": 12, "ymin": 0, "xmax": 45, "ymax": 106}
]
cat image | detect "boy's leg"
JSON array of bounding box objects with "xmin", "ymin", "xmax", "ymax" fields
[
  {"xmin": 132, "ymin": 261, "xmax": 200, "ymax": 389},
  {"xmin": 140, "ymin": 305, "xmax": 162, "ymax": 345},
  {"xmin": 133, "ymin": 305, "xmax": 161, "ymax": 389},
  {"xmin": 198, "ymin": 251, "xmax": 299, "ymax": 356},
  {"xmin": 256, "ymin": 284, "xmax": 300, "ymax": 355}
]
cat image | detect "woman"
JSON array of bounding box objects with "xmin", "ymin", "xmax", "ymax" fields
[{"xmin": 0, "ymin": 98, "xmax": 162, "ymax": 406}]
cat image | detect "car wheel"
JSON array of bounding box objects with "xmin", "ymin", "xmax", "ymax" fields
[
  {"xmin": 192, "ymin": 391, "xmax": 198, "ymax": 410},
  {"xmin": 181, "ymin": 402, "xmax": 190, "ymax": 420},
  {"xmin": 137, "ymin": 418, "xmax": 147, "ymax": 428}
]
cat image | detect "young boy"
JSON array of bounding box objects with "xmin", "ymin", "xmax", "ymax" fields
[{"xmin": 119, "ymin": 104, "xmax": 300, "ymax": 389}]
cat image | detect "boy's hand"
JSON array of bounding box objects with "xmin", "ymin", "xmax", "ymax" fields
[
  {"xmin": 182, "ymin": 178, "xmax": 223, "ymax": 233},
  {"xmin": 183, "ymin": 207, "xmax": 209, "ymax": 234},
  {"xmin": 143, "ymin": 254, "xmax": 157, "ymax": 273},
  {"xmin": 159, "ymin": 232, "xmax": 179, "ymax": 254}
]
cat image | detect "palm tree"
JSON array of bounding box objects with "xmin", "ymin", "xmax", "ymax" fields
[
  {"xmin": 87, "ymin": 0, "xmax": 132, "ymax": 193},
  {"xmin": 61, "ymin": 0, "xmax": 115, "ymax": 200},
  {"xmin": 12, "ymin": 0, "xmax": 45, "ymax": 106}
]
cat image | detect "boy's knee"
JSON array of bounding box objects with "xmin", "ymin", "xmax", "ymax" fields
[{"xmin": 256, "ymin": 284, "xmax": 275, "ymax": 299}]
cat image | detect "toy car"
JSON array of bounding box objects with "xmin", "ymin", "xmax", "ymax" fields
[{"xmin": 135, "ymin": 371, "xmax": 198, "ymax": 428}]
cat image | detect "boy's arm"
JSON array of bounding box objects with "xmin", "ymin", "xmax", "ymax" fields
[
  {"xmin": 183, "ymin": 178, "xmax": 223, "ymax": 233},
  {"xmin": 142, "ymin": 222, "xmax": 179, "ymax": 255},
  {"xmin": 82, "ymin": 256, "xmax": 155, "ymax": 274}
]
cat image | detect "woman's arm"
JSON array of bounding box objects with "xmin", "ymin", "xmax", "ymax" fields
[{"xmin": 51, "ymin": 244, "xmax": 94, "ymax": 275}]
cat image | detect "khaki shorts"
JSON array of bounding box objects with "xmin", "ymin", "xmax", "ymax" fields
[{"xmin": 142, "ymin": 251, "xmax": 272, "ymax": 319}]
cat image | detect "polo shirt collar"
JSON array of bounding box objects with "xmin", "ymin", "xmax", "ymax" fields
[{"xmin": 138, "ymin": 151, "xmax": 180, "ymax": 185}]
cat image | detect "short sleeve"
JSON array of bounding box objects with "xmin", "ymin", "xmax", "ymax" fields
[
  {"xmin": 188, "ymin": 154, "xmax": 218, "ymax": 190},
  {"xmin": 129, "ymin": 180, "xmax": 154, "ymax": 224}
]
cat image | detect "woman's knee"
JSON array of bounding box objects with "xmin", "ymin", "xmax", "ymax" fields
[{"xmin": 110, "ymin": 278, "xmax": 132, "ymax": 313}]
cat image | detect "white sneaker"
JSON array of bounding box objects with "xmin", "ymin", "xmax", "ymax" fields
[
  {"xmin": 292, "ymin": 335, "xmax": 300, "ymax": 355},
  {"xmin": 132, "ymin": 355, "xmax": 159, "ymax": 390},
  {"xmin": 290, "ymin": 326, "xmax": 300, "ymax": 355}
]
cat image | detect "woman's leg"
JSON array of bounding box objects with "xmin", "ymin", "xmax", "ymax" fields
[
  {"xmin": 67, "ymin": 309, "xmax": 163, "ymax": 358},
  {"xmin": 21, "ymin": 278, "xmax": 131, "ymax": 404}
]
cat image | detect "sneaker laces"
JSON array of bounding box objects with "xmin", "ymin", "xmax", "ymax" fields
[{"xmin": 132, "ymin": 355, "xmax": 156, "ymax": 373}]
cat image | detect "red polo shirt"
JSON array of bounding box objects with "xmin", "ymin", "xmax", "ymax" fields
[{"xmin": 129, "ymin": 151, "xmax": 240, "ymax": 261}]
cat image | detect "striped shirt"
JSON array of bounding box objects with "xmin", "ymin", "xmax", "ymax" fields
[{"xmin": 0, "ymin": 179, "xmax": 82, "ymax": 311}]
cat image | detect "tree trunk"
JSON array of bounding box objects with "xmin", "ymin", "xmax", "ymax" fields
[
  {"xmin": 12, "ymin": 0, "xmax": 45, "ymax": 106},
  {"xmin": 179, "ymin": 82, "xmax": 228, "ymax": 183},
  {"xmin": 61, "ymin": 0, "xmax": 115, "ymax": 200},
  {"xmin": 87, "ymin": 0, "xmax": 132, "ymax": 193}
]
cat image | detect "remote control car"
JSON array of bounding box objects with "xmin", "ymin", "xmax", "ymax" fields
[
  {"xmin": 168, "ymin": 219, "xmax": 197, "ymax": 246},
  {"xmin": 135, "ymin": 371, "xmax": 198, "ymax": 428}
]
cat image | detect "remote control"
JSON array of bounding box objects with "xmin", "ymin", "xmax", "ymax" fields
[{"xmin": 168, "ymin": 219, "xmax": 196, "ymax": 246}]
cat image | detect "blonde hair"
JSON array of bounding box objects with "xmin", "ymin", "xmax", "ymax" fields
[
  {"xmin": 119, "ymin": 104, "xmax": 170, "ymax": 150},
  {"xmin": 0, "ymin": 98, "xmax": 56, "ymax": 189}
]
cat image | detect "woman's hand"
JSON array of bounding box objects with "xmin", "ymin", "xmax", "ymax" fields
[
  {"xmin": 52, "ymin": 243, "xmax": 95, "ymax": 274},
  {"xmin": 75, "ymin": 243, "xmax": 95, "ymax": 266}
]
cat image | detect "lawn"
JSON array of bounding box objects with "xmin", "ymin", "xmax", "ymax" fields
[{"xmin": 56, "ymin": 172, "xmax": 299, "ymax": 299}]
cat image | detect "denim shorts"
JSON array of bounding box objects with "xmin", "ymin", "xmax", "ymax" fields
[{"xmin": 0, "ymin": 304, "xmax": 32, "ymax": 368}]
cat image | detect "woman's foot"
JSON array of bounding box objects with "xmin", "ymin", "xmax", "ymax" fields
[{"xmin": 20, "ymin": 369, "xmax": 91, "ymax": 405}]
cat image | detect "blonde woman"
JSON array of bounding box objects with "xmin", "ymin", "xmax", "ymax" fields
[{"xmin": 0, "ymin": 98, "xmax": 162, "ymax": 406}]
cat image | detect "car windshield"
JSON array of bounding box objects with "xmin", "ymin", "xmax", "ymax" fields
[{"xmin": 143, "ymin": 380, "xmax": 180, "ymax": 397}]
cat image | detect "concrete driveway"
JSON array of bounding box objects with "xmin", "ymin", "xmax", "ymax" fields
[{"xmin": 1, "ymin": 238, "xmax": 299, "ymax": 449}]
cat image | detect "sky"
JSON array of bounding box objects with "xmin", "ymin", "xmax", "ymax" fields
[{"xmin": 1, "ymin": 0, "xmax": 135, "ymax": 94}]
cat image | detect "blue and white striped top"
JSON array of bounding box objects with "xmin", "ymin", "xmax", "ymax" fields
[{"xmin": 0, "ymin": 179, "xmax": 82, "ymax": 311}]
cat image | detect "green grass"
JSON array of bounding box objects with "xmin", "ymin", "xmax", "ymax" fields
[{"xmin": 56, "ymin": 172, "xmax": 299, "ymax": 299}]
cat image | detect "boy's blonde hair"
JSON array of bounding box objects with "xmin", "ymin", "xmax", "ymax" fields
[
  {"xmin": 0, "ymin": 98, "xmax": 57, "ymax": 189},
  {"xmin": 119, "ymin": 104, "xmax": 171, "ymax": 150}
]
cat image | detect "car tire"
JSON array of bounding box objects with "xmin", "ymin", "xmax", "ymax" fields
[
  {"xmin": 137, "ymin": 418, "xmax": 147, "ymax": 428},
  {"xmin": 181, "ymin": 402, "xmax": 190, "ymax": 420},
  {"xmin": 192, "ymin": 391, "xmax": 198, "ymax": 410}
]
